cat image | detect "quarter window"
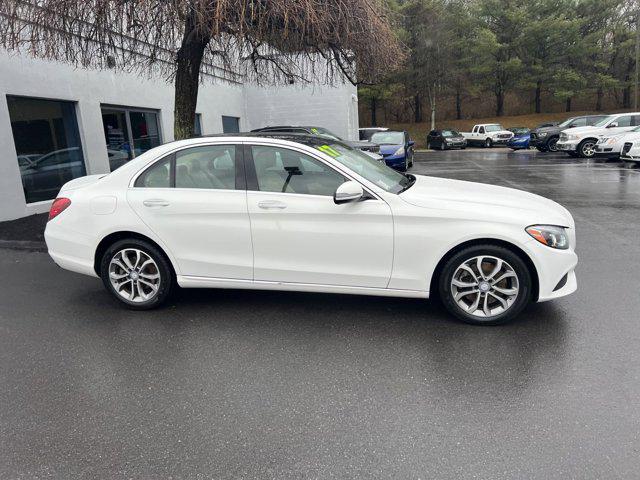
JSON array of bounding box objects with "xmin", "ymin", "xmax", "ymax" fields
[
  {"xmin": 135, "ymin": 156, "xmax": 171, "ymax": 188},
  {"xmin": 250, "ymin": 145, "xmax": 346, "ymax": 196}
]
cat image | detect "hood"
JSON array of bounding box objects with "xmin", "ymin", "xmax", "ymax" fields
[
  {"xmin": 561, "ymin": 125, "xmax": 605, "ymax": 137},
  {"xmin": 533, "ymin": 125, "xmax": 562, "ymax": 135},
  {"xmin": 378, "ymin": 144, "xmax": 403, "ymax": 155},
  {"xmin": 399, "ymin": 175, "xmax": 573, "ymax": 227},
  {"xmin": 510, "ymin": 133, "xmax": 530, "ymax": 140}
]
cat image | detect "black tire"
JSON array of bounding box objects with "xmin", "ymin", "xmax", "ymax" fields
[
  {"xmin": 577, "ymin": 139, "xmax": 597, "ymax": 158},
  {"xmin": 437, "ymin": 244, "xmax": 533, "ymax": 325},
  {"xmin": 440, "ymin": 142, "xmax": 446, "ymax": 151},
  {"xmin": 100, "ymin": 238, "xmax": 174, "ymax": 310},
  {"xmin": 546, "ymin": 136, "xmax": 559, "ymax": 152},
  {"xmin": 485, "ymin": 138, "xmax": 492, "ymax": 148},
  {"xmin": 427, "ymin": 141, "xmax": 432, "ymax": 150}
]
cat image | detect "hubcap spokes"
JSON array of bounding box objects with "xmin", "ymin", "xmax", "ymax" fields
[
  {"xmin": 583, "ymin": 143, "xmax": 595, "ymax": 156},
  {"xmin": 108, "ymin": 249, "xmax": 160, "ymax": 303},
  {"xmin": 450, "ymin": 255, "xmax": 519, "ymax": 318}
]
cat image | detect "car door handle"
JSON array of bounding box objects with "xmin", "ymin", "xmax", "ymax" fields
[
  {"xmin": 258, "ymin": 200, "xmax": 287, "ymax": 210},
  {"xmin": 143, "ymin": 199, "xmax": 170, "ymax": 207}
]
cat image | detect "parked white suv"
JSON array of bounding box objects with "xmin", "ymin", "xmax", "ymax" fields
[{"xmin": 557, "ymin": 112, "xmax": 640, "ymax": 158}]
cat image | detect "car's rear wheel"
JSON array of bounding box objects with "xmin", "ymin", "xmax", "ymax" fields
[
  {"xmin": 438, "ymin": 245, "xmax": 532, "ymax": 325},
  {"xmin": 100, "ymin": 239, "xmax": 174, "ymax": 310}
]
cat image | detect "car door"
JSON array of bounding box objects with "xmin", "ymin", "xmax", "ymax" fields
[
  {"xmin": 127, "ymin": 143, "xmax": 253, "ymax": 279},
  {"xmin": 245, "ymin": 143, "xmax": 394, "ymax": 288}
]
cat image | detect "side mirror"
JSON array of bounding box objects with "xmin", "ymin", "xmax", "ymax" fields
[
  {"xmin": 334, "ymin": 180, "xmax": 364, "ymax": 204},
  {"xmin": 607, "ymin": 122, "xmax": 618, "ymax": 128},
  {"xmin": 408, "ymin": 140, "xmax": 415, "ymax": 147}
]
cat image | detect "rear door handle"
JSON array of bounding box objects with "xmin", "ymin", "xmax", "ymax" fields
[
  {"xmin": 143, "ymin": 199, "xmax": 170, "ymax": 207},
  {"xmin": 258, "ymin": 200, "xmax": 287, "ymax": 210}
]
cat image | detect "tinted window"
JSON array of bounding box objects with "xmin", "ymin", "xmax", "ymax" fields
[
  {"xmin": 175, "ymin": 145, "xmax": 236, "ymax": 190},
  {"xmin": 8, "ymin": 96, "xmax": 87, "ymax": 203},
  {"xmin": 479, "ymin": 127, "xmax": 485, "ymax": 134},
  {"xmin": 222, "ymin": 116, "xmax": 240, "ymax": 133},
  {"xmin": 251, "ymin": 145, "xmax": 346, "ymax": 196},
  {"xmin": 136, "ymin": 156, "xmax": 171, "ymax": 188},
  {"xmin": 570, "ymin": 118, "xmax": 587, "ymax": 127}
]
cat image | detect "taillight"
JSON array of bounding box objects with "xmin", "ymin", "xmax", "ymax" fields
[{"xmin": 48, "ymin": 198, "xmax": 71, "ymax": 221}]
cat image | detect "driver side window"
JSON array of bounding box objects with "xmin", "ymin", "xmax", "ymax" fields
[{"xmin": 250, "ymin": 145, "xmax": 346, "ymax": 196}]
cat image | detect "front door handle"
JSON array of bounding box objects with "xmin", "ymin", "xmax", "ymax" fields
[
  {"xmin": 258, "ymin": 200, "xmax": 287, "ymax": 210},
  {"xmin": 143, "ymin": 199, "xmax": 170, "ymax": 207}
]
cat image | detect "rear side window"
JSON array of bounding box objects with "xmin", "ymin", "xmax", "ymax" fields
[
  {"xmin": 175, "ymin": 145, "xmax": 236, "ymax": 190},
  {"xmin": 134, "ymin": 144, "xmax": 238, "ymax": 189},
  {"xmin": 135, "ymin": 156, "xmax": 171, "ymax": 188}
]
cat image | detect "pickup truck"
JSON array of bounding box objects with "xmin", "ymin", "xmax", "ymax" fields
[{"xmin": 461, "ymin": 124, "xmax": 514, "ymax": 147}]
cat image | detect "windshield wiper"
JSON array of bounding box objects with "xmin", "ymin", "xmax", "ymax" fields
[{"xmin": 398, "ymin": 174, "xmax": 416, "ymax": 193}]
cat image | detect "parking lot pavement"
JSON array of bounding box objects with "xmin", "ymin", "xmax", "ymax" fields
[{"xmin": 1, "ymin": 149, "xmax": 640, "ymax": 479}]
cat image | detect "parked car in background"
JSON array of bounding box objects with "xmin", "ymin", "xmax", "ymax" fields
[
  {"xmin": 45, "ymin": 134, "xmax": 578, "ymax": 325},
  {"xmin": 507, "ymin": 127, "xmax": 531, "ymax": 150},
  {"xmin": 620, "ymin": 139, "xmax": 640, "ymax": 165},
  {"xmin": 20, "ymin": 147, "xmax": 86, "ymax": 203},
  {"xmin": 370, "ymin": 130, "xmax": 415, "ymax": 171},
  {"xmin": 595, "ymin": 126, "xmax": 640, "ymax": 159},
  {"xmin": 426, "ymin": 129, "xmax": 466, "ymax": 150},
  {"xmin": 359, "ymin": 127, "xmax": 388, "ymax": 141},
  {"xmin": 460, "ymin": 124, "xmax": 513, "ymax": 147},
  {"xmin": 536, "ymin": 122, "xmax": 559, "ymax": 128},
  {"xmin": 530, "ymin": 115, "xmax": 608, "ymax": 153},
  {"xmin": 252, "ymin": 126, "xmax": 381, "ymax": 158},
  {"xmin": 556, "ymin": 112, "xmax": 640, "ymax": 158}
]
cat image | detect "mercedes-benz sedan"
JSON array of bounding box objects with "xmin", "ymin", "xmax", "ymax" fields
[{"xmin": 45, "ymin": 134, "xmax": 577, "ymax": 325}]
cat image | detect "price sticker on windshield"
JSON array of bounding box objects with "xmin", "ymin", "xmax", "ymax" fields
[{"xmin": 317, "ymin": 145, "xmax": 341, "ymax": 157}]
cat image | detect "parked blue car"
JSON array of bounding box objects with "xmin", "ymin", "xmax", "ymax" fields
[
  {"xmin": 507, "ymin": 127, "xmax": 531, "ymax": 150},
  {"xmin": 370, "ymin": 130, "xmax": 415, "ymax": 171}
]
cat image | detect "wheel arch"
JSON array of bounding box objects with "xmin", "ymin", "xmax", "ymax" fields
[
  {"xmin": 429, "ymin": 238, "xmax": 540, "ymax": 301},
  {"xmin": 94, "ymin": 231, "xmax": 177, "ymax": 277}
]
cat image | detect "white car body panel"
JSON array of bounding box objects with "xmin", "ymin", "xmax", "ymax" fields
[
  {"xmin": 460, "ymin": 124, "xmax": 514, "ymax": 145},
  {"xmin": 597, "ymin": 131, "xmax": 640, "ymax": 156},
  {"xmin": 45, "ymin": 136, "xmax": 578, "ymax": 304},
  {"xmin": 557, "ymin": 112, "xmax": 640, "ymax": 152}
]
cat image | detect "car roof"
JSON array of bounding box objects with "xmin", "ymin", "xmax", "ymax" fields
[{"xmin": 200, "ymin": 131, "xmax": 350, "ymax": 148}]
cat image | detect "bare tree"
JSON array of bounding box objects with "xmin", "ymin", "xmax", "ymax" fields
[{"xmin": 0, "ymin": 0, "xmax": 403, "ymax": 139}]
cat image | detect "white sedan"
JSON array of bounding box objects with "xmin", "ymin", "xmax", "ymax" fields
[{"xmin": 45, "ymin": 134, "xmax": 578, "ymax": 325}]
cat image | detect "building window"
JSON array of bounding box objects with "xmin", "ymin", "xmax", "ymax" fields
[
  {"xmin": 7, "ymin": 95, "xmax": 87, "ymax": 204},
  {"xmin": 222, "ymin": 115, "xmax": 240, "ymax": 133},
  {"xmin": 101, "ymin": 106, "xmax": 161, "ymax": 171},
  {"xmin": 194, "ymin": 113, "xmax": 203, "ymax": 136}
]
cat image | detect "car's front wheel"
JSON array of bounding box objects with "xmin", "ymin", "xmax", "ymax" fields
[
  {"xmin": 485, "ymin": 138, "xmax": 492, "ymax": 148},
  {"xmin": 438, "ymin": 245, "xmax": 532, "ymax": 325},
  {"xmin": 546, "ymin": 137, "xmax": 559, "ymax": 152},
  {"xmin": 100, "ymin": 239, "xmax": 174, "ymax": 310},
  {"xmin": 578, "ymin": 139, "xmax": 597, "ymax": 158}
]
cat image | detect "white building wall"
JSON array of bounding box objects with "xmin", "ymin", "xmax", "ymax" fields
[
  {"xmin": 243, "ymin": 82, "xmax": 358, "ymax": 141},
  {"xmin": 0, "ymin": 51, "xmax": 358, "ymax": 221}
]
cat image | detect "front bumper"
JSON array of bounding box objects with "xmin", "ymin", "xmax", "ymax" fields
[
  {"xmin": 444, "ymin": 141, "xmax": 466, "ymax": 149},
  {"xmin": 594, "ymin": 145, "xmax": 619, "ymax": 157},
  {"xmin": 382, "ymin": 154, "xmax": 407, "ymax": 169},
  {"xmin": 556, "ymin": 140, "xmax": 579, "ymax": 152},
  {"xmin": 522, "ymin": 238, "xmax": 578, "ymax": 302}
]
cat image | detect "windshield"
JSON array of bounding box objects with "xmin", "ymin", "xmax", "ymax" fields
[
  {"xmin": 313, "ymin": 142, "xmax": 412, "ymax": 194},
  {"xmin": 370, "ymin": 131, "xmax": 405, "ymax": 145},
  {"xmin": 308, "ymin": 127, "xmax": 342, "ymax": 141},
  {"xmin": 558, "ymin": 117, "xmax": 576, "ymax": 128},
  {"xmin": 593, "ymin": 115, "xmax": 616, "ymax": 127},
  {"xmin": 484, "ymin": 125, "xmax": 504, "ymax": 132},
  {"xmin": 442, "ymin": 130, "xmax": 459, "ymax": 137}
]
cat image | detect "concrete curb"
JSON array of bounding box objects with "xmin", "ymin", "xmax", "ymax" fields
[{"xmin": 0, "ymin": 240, "xmax": 47, "ymax": 252}]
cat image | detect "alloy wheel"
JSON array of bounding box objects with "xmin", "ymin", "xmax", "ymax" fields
[
  {"xmin": 581, "ymin": 141, "xmax": 596, "ymax": 157},
  {"xmin": 108, "ymin": 248, "xmax": 161, "ymax": 303},
  {"xmin": 450, "ymin": 255, "xmax": 519, "ymax": 318}
]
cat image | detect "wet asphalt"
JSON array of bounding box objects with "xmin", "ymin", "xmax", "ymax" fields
[{"xmin": 1, "ymin": 149, "xmax": 639, "ymax": 479}]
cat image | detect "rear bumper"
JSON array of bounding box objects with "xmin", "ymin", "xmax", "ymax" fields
[{"xmin": 44, "ymin": 222, "xmax": 98, "ymax": 277}]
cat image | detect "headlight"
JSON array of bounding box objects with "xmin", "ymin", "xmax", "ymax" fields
[
  {"xmin": 526, "ymin": 225, "xmax": 569, "ymax": 249},
  {"xmin": 566, "ymin": 134, "xmax": 580, "ymax": 141},
  {"xmin": 538, "ymin": 132, "xmax": 548, "ymax": 137},
  {"xmin": 393, "ymin": 146, "xmax": 405, "ymax": 156}
]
